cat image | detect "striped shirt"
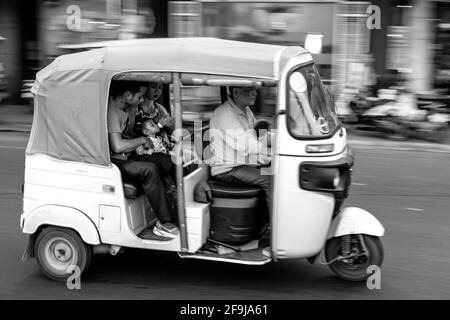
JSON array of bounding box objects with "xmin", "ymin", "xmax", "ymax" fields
[{"xmin": 209, "ymin": 98, "xmax": 271, "ymax": 176}]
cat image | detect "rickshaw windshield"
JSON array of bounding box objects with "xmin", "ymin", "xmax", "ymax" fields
[{"xmin": 286, "ymin": 64, "xmax": 340, "ymax": 139}]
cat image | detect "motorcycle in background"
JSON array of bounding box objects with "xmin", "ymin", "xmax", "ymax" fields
[{"xmin": 349, "ymin": 88, "xmax": 450, "ymax": 142}]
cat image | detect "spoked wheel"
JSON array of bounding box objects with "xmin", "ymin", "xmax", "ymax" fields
[
  {"xmin": 325, "ymin": 234, "xmax": 383, "ymax": 282},
  {"xmin": 34, "ymin": 227, "xmax": 93, "ymax": 281}
]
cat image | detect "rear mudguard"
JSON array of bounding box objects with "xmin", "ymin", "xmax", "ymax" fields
[
  {"xmin": 22, "ymin": 205, "xmax": 101, "ymax": 244},
  {"xmin": 21, "ymin": 205, "xmax": 101, "ymax": 261},
  {"xmin": 327, "ymin": 206, "xmax": 385, "ymax": 239}
]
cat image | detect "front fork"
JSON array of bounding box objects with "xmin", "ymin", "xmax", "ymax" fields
[{"xmin": 319, "ymin": 234, "xmax": 369, "ymax": 265}]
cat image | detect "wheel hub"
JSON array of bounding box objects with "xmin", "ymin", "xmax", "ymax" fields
[
  {"xmin": 43, "ymin": 236, "xmax": 78, "ymax": 273},
  {"xmin": 53, "ymin": 242, "xmax": 73, "ymax": 262}
]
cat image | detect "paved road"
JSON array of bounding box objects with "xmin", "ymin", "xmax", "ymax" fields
[{"xmin": 1, "ymin": 131, "xmax": 449, "ymax": 299}]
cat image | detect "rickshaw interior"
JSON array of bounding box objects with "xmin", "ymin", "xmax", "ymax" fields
[{"xmin": 112, "ymin": 71, "xmax": 277, "ymax": 261}]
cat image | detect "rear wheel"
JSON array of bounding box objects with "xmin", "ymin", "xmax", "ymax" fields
[
  {"xmin": 325, "ymin": 234, "xmax": 383, "ymax": 282},
  {"xmin": 34, "ymin": 227, "xmax": 92, "ymax": 282}
]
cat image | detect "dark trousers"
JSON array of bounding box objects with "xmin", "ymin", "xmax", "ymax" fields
[
  {"xmin": 132, "ymin": 153, "xmax": 175, "ymax": 182},
  {"xmin": 118, "ymin": 160, "xmax": 174, "ymax": 224},
  {"xmin": 214, "ymin": 165, "xmax": 272, "ymax": 226},
  {"xmin": 214, "ymin": 166, "xmax": 271, "ymax": 202}
]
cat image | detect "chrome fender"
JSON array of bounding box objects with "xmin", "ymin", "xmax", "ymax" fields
[
  {"xmin": 22, "ymin": 205, "xmax": 101, "ymax": 245},
  {"xmin": 327, "ymin": 207, "xmax": 385, "ymax": 239}
]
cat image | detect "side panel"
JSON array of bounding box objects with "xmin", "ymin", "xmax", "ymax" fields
[
  {"xmin": 271, "ymin": 155, "xmax": 336, "ymax": 259},
  {"xmin": 23, "ymin": 154, "xmax": 121, "ymax": 243},
  {"xmin": 22, "ymin": 154, "xmax": 213, "ymax": 253},
  {"xmin": 183, "ymin": 165, "xmax": 210, "ymax": 252},
  {"xmin": 99, "ymin": 205, "xmax": 122, "ymax": 233},
  {"xmin": 22, "ymin": 154, "xmax": 183, "ymax": 252}
]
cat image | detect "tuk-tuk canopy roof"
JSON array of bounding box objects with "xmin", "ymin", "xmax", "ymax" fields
[
  {"xmin": 43, "ymin": 38, "xmax": 307, "ymax": 81},
  {"xmin": 28, "ymin": 38, "xmax": 310, "ymax": 166}
]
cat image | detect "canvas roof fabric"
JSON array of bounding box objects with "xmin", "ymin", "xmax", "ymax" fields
[{"xmin": 40, "ymin": 38, "xmax": 307, "ymax": 82}]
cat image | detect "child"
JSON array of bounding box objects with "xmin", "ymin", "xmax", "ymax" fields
[
  {"xmin": 134, "ymin": 119, "xmax": 175, "ymax": 175},
  {"xmin": 134, "ymin": 119, "xmax": 177, "ymax": 210}
]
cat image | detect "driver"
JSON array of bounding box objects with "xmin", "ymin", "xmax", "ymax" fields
[{"xmin": 209, "ymin": 86, "xmax": 272, "ymax": 219}]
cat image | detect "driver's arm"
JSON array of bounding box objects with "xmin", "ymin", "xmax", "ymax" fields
[
  {"xmin": 211, "ymin": 115, "xmax": 271, "ymax": 165},
  {"xmin": 109, "ymin": 132, "xmax": 147, "ymax": 154}
]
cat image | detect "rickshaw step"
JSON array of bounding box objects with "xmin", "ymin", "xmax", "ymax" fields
[{"xmin": 178, "ymin": 248, "xmax": 271, "ymax": 265}]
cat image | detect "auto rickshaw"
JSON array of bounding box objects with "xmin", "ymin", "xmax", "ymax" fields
[{"xmin": 21, "ymin": 38, "xmax": 384, "ymax": 282}]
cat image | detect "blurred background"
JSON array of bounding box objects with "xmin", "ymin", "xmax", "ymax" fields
[
  {"xmin": 1, "ymin": 0, "xmax": 450, "ymax": 139},
  {"xmin": 1, "ymin": 1, "xmax": 450, "ymax": 299}
]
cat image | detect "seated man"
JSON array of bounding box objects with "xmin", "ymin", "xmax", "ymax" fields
[
  {"xmin": 107, "ymin": 80, "xmax": 178, "ymax": 239},
  {"xmin": 209, "ymin": 86, "xmax": 272, "ymax": 214}
]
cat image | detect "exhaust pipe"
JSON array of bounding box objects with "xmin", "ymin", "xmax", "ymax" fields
[{"xmin": 93, "ymin": 244, "xmax": 123, "ymax": 256}]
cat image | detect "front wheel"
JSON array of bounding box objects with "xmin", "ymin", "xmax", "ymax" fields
[
  {"xmin": 34, "ymin": 227, "xmax": 93, "ymax": 281},
  {"xmin": 325, "ymin": 234, "xmax": 383, "ymax": 282}
]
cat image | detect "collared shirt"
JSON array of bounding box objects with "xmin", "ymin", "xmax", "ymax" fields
[{"xmin": 209, "ymin": 98, "xmax": 271, "ymax": 176}]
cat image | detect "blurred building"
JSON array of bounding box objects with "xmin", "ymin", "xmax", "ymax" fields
[
  {"xmin": 362, "ymin": 0, "xmax": 450, "ymax": 94},
  {"xmin": 168, "ymin": 0, "xmax": 450, "ymax": 96},
  {"xmin": 168, "ymin": 0, "xmax": 373, "ymax": 115},
  {"xmin": 0, "ymin": 0, "xmax": 38, "ymax": 103},
  {"xmin": 1, "ymin": 0, "xmax": 450, "ymax": 104},
  {"xmin": 38, "ymin": 0, "xmax": 168, "ymax": 65},
  {"xmin": 0, "ymin": 0, "xmax": 169, "ymax": 103}
]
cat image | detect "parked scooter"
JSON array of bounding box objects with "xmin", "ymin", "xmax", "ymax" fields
[{"xmin": 350, "ymin": 88, "xmax": 450, "ymax": 142}]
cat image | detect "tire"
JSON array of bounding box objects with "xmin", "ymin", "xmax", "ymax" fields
[
  {"xmin": 325, "ymin": 234, "xmax": 384, "ymax": 282},
  {"xmin": 34, "ymin": 227, "xmax": 93, "ymax": 282}
]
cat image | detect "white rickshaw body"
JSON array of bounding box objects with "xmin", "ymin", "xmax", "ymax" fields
[{"xmin": 20, "ymin": 38, "xmax": 384, "ymax": 281}]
